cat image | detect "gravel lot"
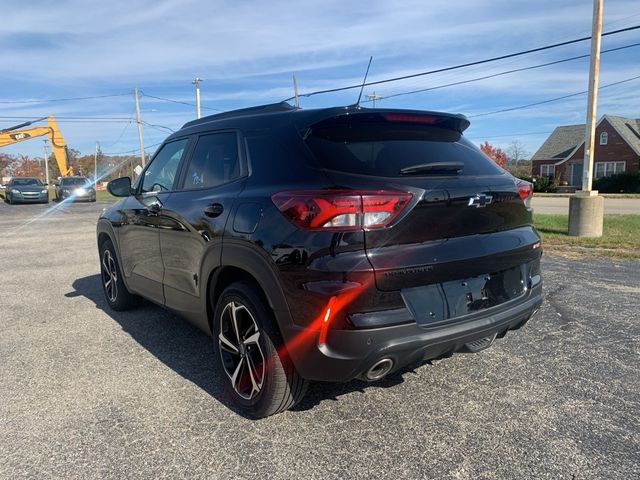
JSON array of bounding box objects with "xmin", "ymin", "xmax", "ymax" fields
[{"xmin": 1, "ymin": 200, "xmax": 638, "ymax": 479}]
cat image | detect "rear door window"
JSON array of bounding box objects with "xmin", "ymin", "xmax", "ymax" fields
[
  {"xmin": 305, "ymin": 122, "xmax": 502, "ymax": 177},
  {"xmin": 181, "ymin": 132, "xmax": 240, "ymax": 189}
]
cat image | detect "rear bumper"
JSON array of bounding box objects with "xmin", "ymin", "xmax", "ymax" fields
[{"xmin": 279, "ymin": 282, "xmax": 542, "ymax": 382}]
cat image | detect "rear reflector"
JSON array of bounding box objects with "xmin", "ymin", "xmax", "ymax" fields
[{"xmin": 272, "ymin": 190, "xmax": 412, "ymax": 231}]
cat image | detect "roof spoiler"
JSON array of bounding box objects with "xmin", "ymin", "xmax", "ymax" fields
[{"xmin": 308, "ymin": 109, "xmax": 470, "ymax": 133}]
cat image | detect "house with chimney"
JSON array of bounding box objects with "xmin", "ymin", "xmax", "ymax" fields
[{"xmin": 531, "ymin": 115, "xmax": 640, "ymax": 187}]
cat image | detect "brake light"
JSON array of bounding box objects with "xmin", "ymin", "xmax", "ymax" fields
[
  {"xmin": 383, "ymin": 113, "xmax": 438, "ymax": 124},
  {"xmin": 271, "ymin": 190, "xmax": 412, "ymax": 230},
  {"xmin": 516, "ymin": 180, "xmax": 533, "ymax": 201}
]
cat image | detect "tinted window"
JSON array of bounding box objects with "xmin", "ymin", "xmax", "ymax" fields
[
  {"xmin": 141, "ymin": 139, "xmax": 188, "ymax": 193},
  {"xmin": 61, "ymin": 177, "xmax": 88, "ymax": 186},
  {"xmin": 305, "ymin": 123, "xmax": 502, "ymax": 177},
  {"xmin": 182, "ymin": 133, "xmax": 240, "ymax": 189},
  {"xmin": 12, "ymin": 178, "xmax": 42, "ymax": 186}
]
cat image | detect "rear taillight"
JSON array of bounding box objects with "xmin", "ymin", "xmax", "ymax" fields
[
  {"xmin": 271, "ymin": 190, "xmax": 412, "ymax": 231},
  {"xmin": 516, "ymin": 179, "xmax": 533, "ymax": 206}
]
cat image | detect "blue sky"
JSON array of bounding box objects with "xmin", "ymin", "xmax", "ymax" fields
[{"xmin": 1, "ymin": 0, "xmax": 639, "ymax": 160}]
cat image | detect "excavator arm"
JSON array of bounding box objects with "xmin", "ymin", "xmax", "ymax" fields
[{"xmin": 0, "ymin": 116, "xmax": 73, "ymax": 176}]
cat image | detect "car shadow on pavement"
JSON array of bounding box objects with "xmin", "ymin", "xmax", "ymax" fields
[{"xmin": 67, "ymin": 274, "xmax": 413, "ymax": 416}]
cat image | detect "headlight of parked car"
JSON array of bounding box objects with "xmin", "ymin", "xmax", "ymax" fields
[{"xmin": 41, "ymin": 189, "xmax": 48, "ymax": 194}]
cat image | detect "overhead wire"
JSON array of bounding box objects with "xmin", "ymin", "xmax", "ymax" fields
[
  {"xmin": 362, "ymin": 42, "xmax": 640, "ymax": 103},
  {"xmin": 285, "ymin": 24, "xmax": 640, "ymax": 101},
  {"xmin": 140, "ymin": 92, "xmax": 224, "ymax": 112},
  {"xmin": 0, "ymin": 93, "xmax": 131, "ymax": 105},
  {"xmin": 102, "ymin": 141, "xmax": 164, "ymax": 156},
  {"xmin": 469, "ymin": 73, "xmax": 640, "ymax": 117}
]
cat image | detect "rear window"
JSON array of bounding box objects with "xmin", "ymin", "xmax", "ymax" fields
[
  {"xmin": 12, "ymin": 178, "xmax": 42, "ymax": 186},
  {"xmin": 305, "ymin": 122, "xmax": 502, "ymax": 177}
]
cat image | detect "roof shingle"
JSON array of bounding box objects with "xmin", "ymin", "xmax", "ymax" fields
[{"xmin": 531, "ymin": 124, "xmax": 585, "ymax": 160}]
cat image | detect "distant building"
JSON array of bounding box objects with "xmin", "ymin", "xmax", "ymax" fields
[{"xmin": 531, "ymin": 115, "xmax": 640, "ymax": 186}]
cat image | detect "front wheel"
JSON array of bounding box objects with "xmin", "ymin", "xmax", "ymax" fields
[
  {"xmin": 99, "ymin": 239, "xmax": 140, "ymax": 311},
  {"xmin": 212, "ymin": 282, "xmax": 307, "ymax": 418}
]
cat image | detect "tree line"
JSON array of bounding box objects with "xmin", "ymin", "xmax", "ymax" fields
[{"xmin": 1, "ymin": 149, "xmax": 139, "ymax": 184}]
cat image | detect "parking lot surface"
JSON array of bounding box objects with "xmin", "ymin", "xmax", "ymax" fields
[{"xmin": 1, "ymin": 200, "xmax": 638, "ymax": 479}]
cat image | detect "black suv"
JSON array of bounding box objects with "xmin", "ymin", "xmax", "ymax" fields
[{"xmin": 98, "ymin": 103, "xmax": 542, "ymax": 418}]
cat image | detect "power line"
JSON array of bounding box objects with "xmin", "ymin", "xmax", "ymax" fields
[
  {"xmin": 285, "ymin": 24, "xmax": 640, "ymax": 101},
  {"xmin": 468, "ymin": 131, "xmax": 553, "ymax": 140},
  {"xmin": 365, "ymin": 41, "xmax": 640, "ymax": 102},
  {"xmin": 470, "ymin": 73, "xmax": 640, "ymax": 118},
  {"xmin": 0, "ymin": 93, "xmax": 130, "ymax": 104},
  {"xmin": 141, "ymin": 121, "xmax": 176, "ymax": 133},
  {"xmin": 140, "ymin": 92, "xmax": 224, "ymax": 112},
  {"xmin": 98, "ymin": 119, "xmax": 135, "ymax": 150},
  {"xmin": 0, "ymin": 115, "xmax": 132, "ymax": 120},
  {"xmin": 102, "ymin": 141, "xmax": 164, "ymax": 156}
]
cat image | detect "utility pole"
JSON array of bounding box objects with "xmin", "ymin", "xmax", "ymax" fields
[
  {"xmin": 365, "ymin": 91, "xmax": 383, "ymax": 108},
  {"xmin": 134, "ymin": 87, "xmax": 146, "ymax": 169},
  {"xmin": 192, "ymin": 77, "xmax": 203, "ymax": 119},
  {"xmin": 568, "ymin": 0, "xmax": 604, "ymax": 237},
  {"xmin": 94, "ymin": 142, "xmax": 99, "ymax": 189},
  {"xmin": 43, "ymin": 139, "xmax": 50, "ymax": 185}
]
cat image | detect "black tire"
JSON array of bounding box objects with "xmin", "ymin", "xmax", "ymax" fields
[
  {"xmin": 212, "ymin": 281, "xmax": 308, "ymax": 418},
  {"xmin": 99, "ymin": 238, "xmax": 140, "ymax": 311}
]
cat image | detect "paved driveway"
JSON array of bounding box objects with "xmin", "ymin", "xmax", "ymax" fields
[{"xmin": 1, "ymin": 200, "xmax": 639, "ymax": 479}]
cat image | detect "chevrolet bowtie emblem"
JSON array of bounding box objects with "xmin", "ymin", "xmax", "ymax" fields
[{"xmin": 468, "ymin": 194, "xmax": 493, "ymax": 208}]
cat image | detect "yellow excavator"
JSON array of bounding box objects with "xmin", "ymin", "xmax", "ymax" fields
[{"xmin": 0, "ymin": 116, "xmax": 73, "ymax": 176}]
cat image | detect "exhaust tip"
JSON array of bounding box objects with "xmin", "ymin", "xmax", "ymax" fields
[{"xmin": 364, "ymin": 358, "xmax": 394, "ymax": 381}]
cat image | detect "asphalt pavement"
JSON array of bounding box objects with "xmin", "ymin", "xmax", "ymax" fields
[
  {"xmin": 531, "ymin": 196, "xmax": 640, "ymax": 214},
  {"xmin": 1, "ymin": 200, "xmax": 638, "ymax": 479}
]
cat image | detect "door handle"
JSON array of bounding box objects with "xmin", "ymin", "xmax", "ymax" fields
[{"xmin": 204, "ymin": 203, "xmax": 224, "ymax": 217}]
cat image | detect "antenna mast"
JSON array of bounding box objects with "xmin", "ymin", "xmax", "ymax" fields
[{"xmin": 356, "ymin": 56, "xmax": 373, "ymax": 107}]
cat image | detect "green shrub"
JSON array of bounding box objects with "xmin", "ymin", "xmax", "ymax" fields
[
  {"xmin": 593, "ymin": 172, "xmax": 640, "ymax": 193},
  {"xmin": 531, "ymin": 175, "xmax": 553, "ymax": 192}
]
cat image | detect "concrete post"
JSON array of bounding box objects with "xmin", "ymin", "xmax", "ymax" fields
[{"xmin": 568, "ymin": 191, "xmax": 604, "ymax": 237}]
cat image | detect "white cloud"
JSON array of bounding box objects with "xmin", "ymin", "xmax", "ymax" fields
[{"xmin": 1, "ymin": 0, "xmax": 638, "ymax": 157}]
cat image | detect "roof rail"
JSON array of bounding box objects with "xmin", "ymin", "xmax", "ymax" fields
[{"xmin": 181, "ymin": 102, "xmax": 295, "ymax": 129}]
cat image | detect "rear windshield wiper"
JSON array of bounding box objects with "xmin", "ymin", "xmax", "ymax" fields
[{"xmin": 399, "ymin": 162, "xmax": 464, "ymax": 175}]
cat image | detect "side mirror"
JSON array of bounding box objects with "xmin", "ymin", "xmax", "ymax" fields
[{"xmin": 107, "ymin": 177, "xmax": 132, "ymax": 197}]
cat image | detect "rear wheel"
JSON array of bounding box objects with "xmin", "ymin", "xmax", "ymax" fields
[
  {"xmin": 212, "ymin": 282, "xmax": 307, "ymax": 418},
  {"xmin": 99, "ymin": 239, "xmax": 140, "ymax": 311}
]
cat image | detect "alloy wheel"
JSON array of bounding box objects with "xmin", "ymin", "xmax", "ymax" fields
[
  {"xmin": 218, "ymin": 301, "xmax": 265, "ymax": 400},
  {"xmin": 101, "ymin": 249, "xmax": 118, "ymax": 303}
]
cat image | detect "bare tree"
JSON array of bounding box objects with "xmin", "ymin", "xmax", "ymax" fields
[{"xmin": 507, "ymin": 140, "xmax": 530, "ymax": 177}]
